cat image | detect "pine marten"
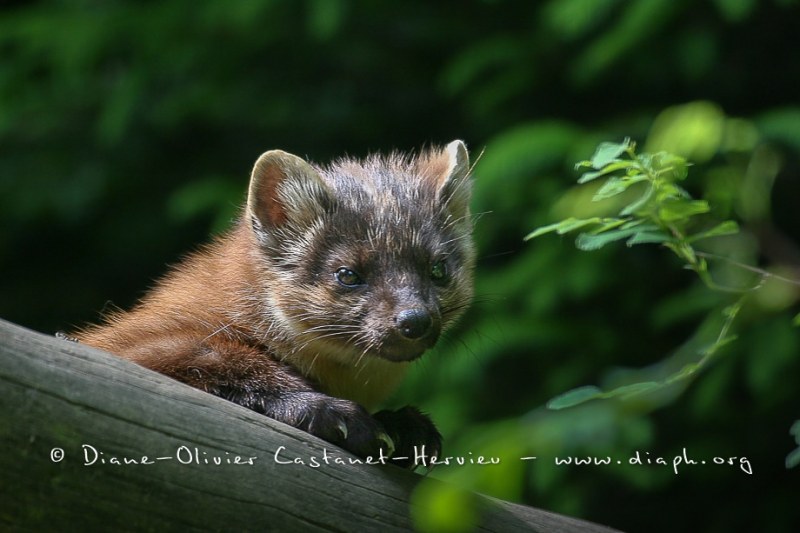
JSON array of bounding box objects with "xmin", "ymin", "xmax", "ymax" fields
[{"xmin": 74, "ymin": 141, "xmax": 475, "ymax": 467}]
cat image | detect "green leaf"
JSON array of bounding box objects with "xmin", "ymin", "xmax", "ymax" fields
[
  {"xmin": 524, "ymin": 221, "xmax": 568, "ymax": 241},
  {"xmin": 700, "ymin": 334, "xmax": 739, "ymax": 357},
  {"xmin": 655, "ymin": 182, "xmax": 691, "ymax": 202},
  {"xmin": 553, "ymin": 217, "xmax": 604, "ymax": 234},
  {"xmin": 620, "ymin": 184, "xmax": 655, "ymax": 216},
  {"xmin": 523, "ymin": 217, "xmax": 604, "ymax": 240},
  {"xmin": 548, "ymin": 381, "xmax": 665, "ymax": 410},
  {"xmin": 686, "ymin": 220, "xmax": 740, "ymax": 243},
  {"xmin": 653, "ymin": 152, "xmax": 689, "ymax": 181},
  {"xmin": 578, "ymin": 160, "xmax": 636, "ymax": 183},
  {"xmin": 590, "ymin": 139, "xmax": 630, "ymax": 169},
  {"xmin": 547, "ymin": 385, "xmax": 602, "ymax": 409},
  {"xmin": 722, "ymin": 300, "xmax": 744, "ymax": 319},
  {"xmin": 620, "ymin": 219, "xmax": 649, "ymax": 229},
  {"xmin": 626, "ymin": 231, "xmax": 670, "ymax": 246},
  {"xmin": 621, "ymin": 173, "xmax": 649, "ymax": 185},
  {"xmin": 658, "ymin": 199, "xmax": 710, "ymax": 222},
  {"xmin": 622, "ymin": 222, "xmax": 661, "ymax": 233},
  {"xmin": 575, "ymin": 226, "xmax": 641, "ymax": 250},
  {"xmin": 593, "ymin": 218, "xmax": 630, "ymax": 233},
  {"xmin": 592, "ymin": 173, "xmax": 651, "ymax": 201},
  {"xmin": 667, "ymin": 362, "xmax": 701, "ymax": 383},
  {"xmin": 577, "ymin": 169, "xmax": 604, "ymax": 184},
  {"xmin": 793, "ymin": 313, "xmax": 800, "ymax": 327},
  {"xmin": 601, "ymin": 381, "xmax": 662, "ymax": 400},
  {"xmin": 592, "ymin": 177, "xmax": 627, "ymax": 200}
]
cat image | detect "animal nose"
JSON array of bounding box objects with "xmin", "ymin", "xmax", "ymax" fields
[{"xmin": 396, "ymin": 308, "xmax": 433, "ymax": 340}]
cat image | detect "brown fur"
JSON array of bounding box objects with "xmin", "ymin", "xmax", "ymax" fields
[{"xmin": 76, "ymin": 141, "xmax": 475, "ymax": 464}]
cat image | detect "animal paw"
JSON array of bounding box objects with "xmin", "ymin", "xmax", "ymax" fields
[{"xmin": 373, "ymin": 406, "xmax": 442, "ymax": 469}]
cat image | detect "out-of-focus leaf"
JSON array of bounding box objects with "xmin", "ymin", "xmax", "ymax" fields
[
  {"xmin": 791, "ymin": 420, "xmax": 800, "ymax": 443},
  {"xmin": 542, "ymin": 0, "xmax": 617, "ymax": 40},
  {"xmin": 787, "ymin": 447, "xmax": 800, "ymax": 469},
  {"xmin": 411, "ymin": 480, "xmax": 479, "ymax": 532},
  {"xmin": 603, "ymin": 381, "xmax": 662, "ymax": 400},
  {"xmin": 620, "ymin": 184, "xmax": 655, "ymax": 216},
  {"xmin": 524, "ymin": 217, "xmax": 605, "ymax": 240},
  {"xmin": 577, "ymin": 159, "xmax": 635, "ymax": 183},
  {"xmin": 626, "ymin": 231, "xmax": 669, "ymax": 246},
  {"xmin": 757, "ymin": 107, "xmax": 800, "ymax": 152},
  {"xmin": 645, "ymin": 102, "xmax": 725, "ymax": 161},
  {"xmin": 652, "ymin": 152, "xmax": 689, "ymax": 181},
  {"xmin": 307, "ymin": 0, "xmax": 346, "ymax": 40},
  {"xmin": 547, "ymin": 386, "xmax": 602, "ymax": 410},
  {"xmin": 167, "ymin": 177, "xmax": 242, "ymax": 232},
  {"xmin": 686, "ymin": 221, "xmax": 740, "ymax": 243},
  {"xmin": 575, "ymin": 226, "xmax": 640, "ymax": 250},
  {"xmin": 657, "ymin": 199, "xmax": 710, "ymax": 222},
  {"xmin": 439, "ymin": 37, "xmax": 523, "ymax": 97},
  {"xmin": 570, "ymin": 0, "xmax": 678, "ymax": 84},
  {"xmin": 712, "ymin": 0, "xmax": 757, "ymax": 22},
  {"xmin": 787, "ymin": 421, "xmax": 800, "ymax": 468},
  {"xmin": 592, "ymin": 177, "xmax": 627, "ymax": 200},
  {"xmin": 593, "ymin": 174, "xmax": 649, "ymax": 201},
  {"xmin": 590, "ymin": 139, "xmax": 630, "ymax": 168}
]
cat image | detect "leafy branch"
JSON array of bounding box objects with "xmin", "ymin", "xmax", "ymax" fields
[
  {"xmin": 525, "ymin": 138, "xmax": 740, "ymax": 291},
  {"xmin": 527, "ymin": 139, "xmax": 749, "ymax": 409},
  {"xmin": 527, "ymin": 139, "xmax": 800, "ymax": 468}
]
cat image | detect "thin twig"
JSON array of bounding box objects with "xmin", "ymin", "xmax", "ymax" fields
[{"xmin": 695, "ymin": 251, "xmax": 800, "ymax": 287}]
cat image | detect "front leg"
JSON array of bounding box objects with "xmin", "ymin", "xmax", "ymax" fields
[
  {"xmin": 133, "ymin": 334, "xmax": 396, "ymax": 460},
  {"xmin": 224, "ymin": 388, "xmax": 395, "ymax": 460}
]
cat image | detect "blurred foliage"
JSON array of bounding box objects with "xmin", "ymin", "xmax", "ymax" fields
[
  {"xmin": 530, "ymin": 139, "xmax": 748, "ymax": 407},
  {"xmin": 2, "ymin": 1, "xmax": 799, "ymax": 532}
]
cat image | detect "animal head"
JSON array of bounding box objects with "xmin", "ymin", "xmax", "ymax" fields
[{"xmin": 245, "ymin": 141, "xmax": 475, "ymax": 363}]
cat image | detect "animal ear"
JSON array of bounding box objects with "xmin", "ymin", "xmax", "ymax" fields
[
  {"xmin": 246, "ymin": 150, "xmax": 333, "ymax": 237},
  {"xmin": 434, "ymin": 140, "xmax": 472, "ymax": 221}
]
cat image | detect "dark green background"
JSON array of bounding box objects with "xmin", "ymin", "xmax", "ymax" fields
[{"xmin": 2, "ymin": 1, "xmax": 799, "ymax": 531}]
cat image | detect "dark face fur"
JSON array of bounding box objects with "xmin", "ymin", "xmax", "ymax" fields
[{"xmin": 247, "ymin": 142, "xmax": 475, "ymax": 364}]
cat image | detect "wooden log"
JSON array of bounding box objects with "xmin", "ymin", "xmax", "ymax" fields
[{"xmin": 0, "ymin": 318, "xmax": 619, "ymax": 532}]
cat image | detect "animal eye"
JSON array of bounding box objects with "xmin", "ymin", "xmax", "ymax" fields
[
  {"xmin": 430, "ymin": 260, "xmax": 448, "ymax": 283},
  {"xmin": 335, "ymin": 267, "xmax": 363, "ymax": 287}
]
